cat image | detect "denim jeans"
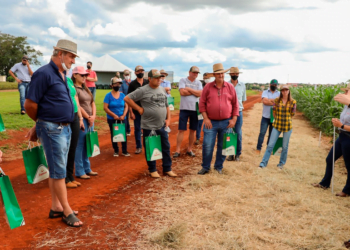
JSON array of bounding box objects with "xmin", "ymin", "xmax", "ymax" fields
[
  {"xmin": 134, "ymin": 111, "xmax": 142, "ymax": 149},
  {"xmin": 107, "ymin": 119, "xmax": 127, "ymax": 154},
  {"xmin": 88, "ymin": 87, "xmax": 96, "ymax": 101},
  {"xmin": 259, "ymin": 128, "xmax": 293, "ymax": 168},
  {"xmin": 74, "ymin": 118, "xmax": 93, "ymax": 177},
  {"xmin": 196, "ymin": 119, "xmax": 204, "ymax": 140},
  {"xmin": 143, "ymin": 127, "xmax": 172, "ymax": 173},
  {"xmin": 18, "ymin": 82, "xmax": 29, "ymax": 111},
  {"xmin": 36, "ymin": 120, "xmax": 71, "ymax": 179},
  {"xmin": 65, "ymin": 113, "xmax": 80, "ymax": 183},
  {"xmin": 202, "ymin": 119, "xmax": 229, "ymax": 171},
  {"xmin": 320, "ymin": 132, "xmax": 350, "ymax": 194},
  {"xmin": 257, "ymin": 117, "xmax": 273, "ymax": 150},
  {"xmin": 232, "ymin": 111, "xmax": 243, "ymax": 156}
]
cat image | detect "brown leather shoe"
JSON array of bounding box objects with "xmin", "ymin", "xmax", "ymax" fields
[
  {"xmin": 72, "ymin": 181, "xmax": 81, "ymax": 186},
  {"xmin": 311, "ymin": 183, "xmax": 328, "ymax": 190},
  {"xmin": 255, "ymin": 150, "xmax": 261, "ymax": 155},
  {"xmin": 87, "ymin": 171, "xmax": 98, "ymax": 176},
  {"xmin": 164, "ymin": 171, "xmax": 177, "ymax": 177},
  {"xmin": 150, "ymin": 171, "xmax": 161, "ymax": 178},
  {"xmin": 336, "ymin": 192, "xmax": 349, "ymax": 197},
  {"xmin": 77, "ymin": 174, "xmax": 90, "ymax": 179},
  {"xmin": 66, "ymin": 182, "xmax": 77, "ymax": 188}
]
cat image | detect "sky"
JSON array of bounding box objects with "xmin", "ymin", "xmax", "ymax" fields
[{"xmin": 1, "ymin": 0, "xmax": 349, "ymax": 83}]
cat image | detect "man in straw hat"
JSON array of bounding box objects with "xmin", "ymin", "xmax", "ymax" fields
[
  {"xmin": 120, "ymin": 69, "xmax": 132, "ymax": 136},
  {"xmin": 24, "ymin": 39, "xmax": 83, "ymax": 227},
  {"xmin": 198, "ymin": 63, "xmax": 239, "ymax": 175},
  {"xmin": 226, "ymin": 67, "xmax": 246, "ymax": 162},
  {"xmin": 173, "ymin": 66, "xmax": 203, "ymax": 158},
  {"xmin": 160, "ymin": 69, "xmax": 171, "ymax": 97}
]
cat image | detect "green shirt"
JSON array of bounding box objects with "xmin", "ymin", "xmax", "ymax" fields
[{"xmin": 67, "ymin": 77, "xmax": 78, "ymax": 113}]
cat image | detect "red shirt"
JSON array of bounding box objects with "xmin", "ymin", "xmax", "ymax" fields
[
  {"xmin": 85, "ymin": 70, "xmax": 97, "ymax": 87},
  {"xmin": 199, "ymin": 81, "xmax": 239, "ymax": 120}
]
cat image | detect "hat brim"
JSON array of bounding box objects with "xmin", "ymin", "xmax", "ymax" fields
[
  {"xmin": 152, "ymin": 74, "xmax": 165, "ymax": 78},
  {"xmin": 340, "ymin": 88, "xmax": 350, "ymax": 91},
  {"xmin": 226, "ymin": 71, "xmax": 242, "ymax": 74},
  {"xmin": 53, "ymin": 46, "xmax": 79, "ymax": 57},
  {"xmin": 211, "ymin": 69, "xmax": 230, "ymax": 74},
  {"xmin": 135, "ymin": 69, "xmax": 145, "ymax": 72}
]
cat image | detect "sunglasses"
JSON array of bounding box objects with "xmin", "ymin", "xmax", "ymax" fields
[{"xmin": 79, "ymin": 74, "xmax": 87, "ymax": 77}]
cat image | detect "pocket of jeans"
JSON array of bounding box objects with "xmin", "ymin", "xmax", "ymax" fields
[{"xmin": 43, "ymin": 122, "xmax": 62, "ymax": 135}]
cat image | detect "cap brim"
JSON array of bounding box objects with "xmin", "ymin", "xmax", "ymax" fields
[
  {"xmin": 152, "ymin": 74, "xmax": 165, "ymax": 78},
  {"xmin": 53, "ymin": 46, "xmax": 79, "ymax": 58}
]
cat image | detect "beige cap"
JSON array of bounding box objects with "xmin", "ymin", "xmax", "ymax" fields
[
  {"xmin": 227, "ymin": 67, "xmax": 242, "ymax": 74},
  {"xmin": 135, "ymin": 65, "xmax": 144, "ymax": 72},
  {"xmin": 160, "ymin": 69, "xmax": 168, "ymax": 76},
  {"xmin": 189, "ymin": 66, "xmax": 200, "ymax": 73}
]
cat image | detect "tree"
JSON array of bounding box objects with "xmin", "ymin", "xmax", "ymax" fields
[{"xmin": 0, "ymin": 32, "xmax": 43, "ymax": 77}]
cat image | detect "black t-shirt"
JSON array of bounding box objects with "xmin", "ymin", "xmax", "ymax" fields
[{"xmin": 127, "ymin": 78, "xmax": 149, "ymax": 113}]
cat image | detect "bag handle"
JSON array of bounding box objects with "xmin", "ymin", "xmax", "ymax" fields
[
  {"xmin": 149, "ymin": 130, "xmax": 157, "ymax": 137},
  {"xmin": 226, "ymin": 128, "xmax": 236, "ymax": 134},
  {"xmin": 27, "ymin": 140, "xmax": 41, "ymax": 151},
  {"xmin": 0, "ymin": 167, "xmax": 5, "ymax": 177}
]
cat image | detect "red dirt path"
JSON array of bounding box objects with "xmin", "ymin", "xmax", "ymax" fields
[{"xmin": 0, "ymin": 94, "xmax": 261, "ymax": 249}]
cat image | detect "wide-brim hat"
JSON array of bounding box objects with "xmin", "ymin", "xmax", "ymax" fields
[
  {"xmin": 211, "ymin": 63, "xmax": 229, "ymax": 74},
  {"xmin": 341, "ymin": 83, "xmax": 350, "ymax": 91},
  {"xmin": 280, "ymin": 85, "xmax": 290, "ymax": 90},
  {"xmin": 227, "ymin": 67, "xmax": 242, "ymax": 74},
  {"xmin": 53, "ymin": 39, "xmax": 79, "ymax": 57},
  {"xmin": 160, "ymin": 69, "xmax": 168, "ymax": 76},
  {"xmin": 72, "ymin": 66, "xmax": 89, "ymax": 75}
]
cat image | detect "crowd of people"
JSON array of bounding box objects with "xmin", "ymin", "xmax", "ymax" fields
[{"xmin": 3, "ymin": 39, "xmax": 349, "ymax": 231}]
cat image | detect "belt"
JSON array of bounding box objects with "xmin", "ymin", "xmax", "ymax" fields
[
  {"xmin": 37, "ymin": 119, "xmax": 70, "ymax": 126},
  {"xmin": 340, "ymin": 130, "xmax": 350, "ymax": 138}
]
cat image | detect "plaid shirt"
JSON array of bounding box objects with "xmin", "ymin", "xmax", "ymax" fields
[{"xmin": 272, "ymin": 98, "xmax": 297, "ymax": 132}]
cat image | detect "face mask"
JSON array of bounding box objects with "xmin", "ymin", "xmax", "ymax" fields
[
  {"xmin": 113, "ymin": 86, "xmax": 120, "ymax": 91},
  {"xmin": 136, "ymin": 73, "xmax": 144, "ymax": 79},
  {"xmin": 22, "ymin": 62, "xmax": 26, "ymax": 65},
  {"xmin": 231, "ymin": 75, "xmax": 239, "ymax": 81},
  {"xmin": 87, "ymin": 65, "xmax": 91, "ymax": 69},
  {"xmin": 270, "ymin": 85, "xmax": 277, "ymax": 91},
  {"xmin": 125, "ymin": 76, "xmax": 130, "ymax": 80},
  {"xmin": 204, "ymin": 79, "xmax": 211, "ymax": 84},
  {"xmin": 60, "ymin": 56, "xmax": 68, "ymax": 71}
]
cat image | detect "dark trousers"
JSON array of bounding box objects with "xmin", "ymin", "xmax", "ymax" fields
[
  {"xmin": 65, "ymin": 113, "xmax": 80, "ymax": 183},
  {"xmin": 134, "ymin": 111, "xmax": 142, "ymax": 149},
  {"xmin": 256, "ymin": 117, "xmax": 273, "ymax": 150},
  {"xmin": 125, "ymin": 111, "xmax": 131, "ymax": 134},
  {"xmin": 107, "ymin": 119, "xmax": 128, "ymax": 154},
  {"xmin": 143, "ymin": 127, "xmax": 172, "ymax": 173},
  {"xmin": 320, "ymin": 132, "xmax": 350, "ymax": 194}
]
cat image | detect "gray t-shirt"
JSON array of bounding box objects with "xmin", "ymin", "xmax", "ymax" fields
[
  {"xmin": 127, "ymin": 85, "xmax": 168, "ymax": 130},
  {"xmin": 340, "ymin": 105, "xmax": 350, "ymax": 132},
  {"xmin": 10, "ymin": 62, "xmax": 32, "ymax": 82},
  {"xmin": 179, "ymin": 77, "xmax": 203, "ymax": 111}
]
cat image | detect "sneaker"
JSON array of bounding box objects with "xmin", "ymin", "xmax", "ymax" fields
[
  {"xmin": 122, "ymin": 152, "xmax": 130, "ymax": 157},
  {"xmin": 194, "ymin": 139, "xmax": 200, "ymax": 145},
  {"xmin": 235, "ymin": 155, "xmax": 240, "ymax": 162},
  {"xmin": 21, "ymin": 110, "xmax": 26, "ymax": 115},
  {"xmin": 197, "ymin": 168, "xmax": 209, "ymax": 175},
  {"xmin": 173, "ymin": 152, "xmax": 180, "ymax": 158},
  {"xmin": 186, "ymin": 151, "xmax": 195, "ymax": 157},
  {"xmin": 226, "ymin": 155, "xmax": 235, "ymax": 161},
  {"xmin": 113, "ymin": 152, "xmax": 119, "ymax": 157},
  {"xmin": 135, "ymin": 148, "xmax": 142, "ymax": 154},
  {"xmin": 127, "ymin": 133, "xmax": 131, "ymax": 136},
  {"xmin": 277, "ymin": 163, "xmax": 284, "ymax": 169}
]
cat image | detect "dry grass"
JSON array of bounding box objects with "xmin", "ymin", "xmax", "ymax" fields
[{"xmin": 135, "ymin": 104, "xmax": 350, "ymax": 249}]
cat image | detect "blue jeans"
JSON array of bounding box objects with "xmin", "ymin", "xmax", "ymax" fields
[
  {"xmin": 202, "ymin": 119, "xmax": 229, "ymax": 171},
  {"xmin": 260, "ymin": 128, "xmax": 293, "ymax": 168},
  {"xmin": 320, "ymin": 132, "xmax": 350, "ymax": 194},
  {"xmin": 18, "ymin": 82, "xmax": 30, "ymax": 111},
  {"xmin": 125, "ymin": 111, "xmax": 131, "ymax": 134},
  {"xmin": 74, "ymin": 118, "xmax": 93, "ymax": 177},
  {"xmin": 134, "ymin": 111, "xmax": 142, "ymax": 149},
  {"xmin": 107, "ymin": 119, "xmax": 127, "ymax": 154},
  {"xmin": 196, "ymin": 119, "xmax": 204, "ymax": 140},
  {"xmin": 233, "ymin": 111, "xmax": 243, "ymax": 156},
  {"xmin": 143, "ymin": 127, "xmax": 172, "ymax": 173},
  {"xmin": 257, "ymin": 117, "xmax": 273, "ymax": 150},
  {"xmin": 36, "ymin": 120, "xmax": 71, "ymax": 179},
  {"xmin": 88, "ymin": 87, "xmax": 96, "ymax": 101}
]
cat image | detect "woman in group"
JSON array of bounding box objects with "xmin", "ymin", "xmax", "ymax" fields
[
  {"xmin": 72, "ymin": 66, "xmax": 98, "ymax": 179},
  {"xmin": 103, "ymin": 78, "xmax": 130, "ymax": 157},
  {"xmin": 312, "ymin": 83, "xmax": 350, "ymax": 197},
  {"xmin": 65, "ymin": 76, "xmax": 85, "ymax": 188},
  {"xmin": 259, "ymin": 85, "xmax": 297, "ymax": 169}
]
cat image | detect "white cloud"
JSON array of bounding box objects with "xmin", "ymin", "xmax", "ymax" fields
[{"xmin": 48, "ymin": 27, "xmax": 68, "ymax": 38}]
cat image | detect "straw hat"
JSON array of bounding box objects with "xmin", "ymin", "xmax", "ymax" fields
[
  {"xmin": 53, "ymin": 39, "xmax": 79, "ymax": 57},
  {"xmin": 160, "ymin": 69, "xmax": 168, "ymax": 76},
  {"xmin": 341, "ymin": 82, "xmax": 350, "ymax": 91},
  {"xmin": 227, "ymin": 67, "xmax": 242, "ymax": 74},
  {"xmin": 280, "ymin": 85, "xmax": 290, "ymax": 90},
  {"xmin": 211, "ymin": 63, "xmax": 229, "ymax": 74}
]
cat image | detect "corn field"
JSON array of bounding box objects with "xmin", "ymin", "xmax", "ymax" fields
[{"xmin": 291, "ymin": 85, "xmax": 345, "ymax": 135}]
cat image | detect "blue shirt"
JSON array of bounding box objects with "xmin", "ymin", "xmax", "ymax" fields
[
  {"xmin": 231, "ymin": 80, "xmax": 247, "ymax": 111},
  {"xmin": 104, "ymin": 92, "xmax": 126, "ymax": 120},
  {"xmin": 160, "ymin": 80, "xmax": 171, "ymax": 97},
  {"xmin": 261, "ymin": 89, "xmax": 280, "ymax": 118},
  {"xmin": 26, "ymin": 60, "xmax": 74, "ymax": 123},
  {"xmin": 120, "ymin": 80, "xmax": 131, "ymax": 95}
]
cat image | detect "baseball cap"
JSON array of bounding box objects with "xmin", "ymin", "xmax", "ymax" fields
[
  {"xmin": 189, "ymin": 66, "xmax": 200, "ymax": 73},
  {"xmin": 270, "ymin": 79, "xmax": 279, "ymax": 85},
  {"xmin": 135, "ymin": 65, "xmax": 145, "ymax": 72},
  {"xmin": 148, "ymin": 69, "xmax": 165, "ymax": 78}
]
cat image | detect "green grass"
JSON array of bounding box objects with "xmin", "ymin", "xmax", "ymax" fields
[
  {"xmin": 246, "ymin": 90, "xmax": 259, "ymax": 96},
  {"xmin": 170, "ymin": 89, "xmax": 180, "ymax": 110},
  {"xmin": 0, "ymin": 82, "xmax": 18, "ymax": 90}
]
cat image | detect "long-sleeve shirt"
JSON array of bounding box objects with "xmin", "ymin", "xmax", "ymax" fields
[
  {"xmin": 272, "ymin": 98, "xmax": 297, "ymax": 132},
  {"xmin": 199, "ymin": 81, "xmax": 239, "ymax": 121}
]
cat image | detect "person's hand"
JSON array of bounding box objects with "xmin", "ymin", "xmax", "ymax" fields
[
  {"xmin": 113, "ymin": 114, "xmax": 119, "ymax": 120},
  {"xmin": 130, "ymin": 111, "xmax": 135, "ymax": 120},
  {"xmin": 87, "ymin": 116, "xmax": 95, "ymax": 127},
  {"xmin": 119, "ymin": 115, "xmax": 125, "ymax": 120},
  {"xmin": 79, "ymin": 119, "xmax": 85, "ymax": 131},
  {"xmin": 203, "ymin": 118, "xmax": 212, "ymax": 129},
  {"xmin": 332, "ymin": 118, "xmax": 342, "ymax": 128},
  {"xmin": 165, "ymin": 119, "xmax": 170, "ymax": 128},
  {"xmin": 227, "ymin": 119, "xmax": 236, "ymax": 128},
  {"xmin": 25, "ymin": 126, "xmax": 37, "ymax": 141},
  {"xmin": 0, "ymin": 150, "xmax": 3, "ymax": 163},
  {"xmin": 334, "ymin": 94, "xmax": 350, "ymax": 105},
  {"xmin": 138, "ymin": 107, "xmax": 144, "ymax": 115},
  {"xmin": 16, "ymin": 78, "xmax": 22, "ymax": 84},
  {"xmin": 26, "ymin": 61, "xmax": 30, "ymax": 66}
]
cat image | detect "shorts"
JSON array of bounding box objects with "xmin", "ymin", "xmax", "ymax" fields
[
  {"xmin": 178, "ymin": 110, "xmax": 198, "ymax": 131},
  {"xmin": 36, "ymin": 120, "xmax": 71, "ymax": 179}
]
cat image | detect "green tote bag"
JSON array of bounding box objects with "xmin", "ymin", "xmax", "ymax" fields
[
  {"xmin": 222, "ymin": 128, "xmax": 238, "ymax": 156},
  {"xmin": 22, "ymin": 143, "xmax": 49, "ymax": 184},
  {"xmin": 0, "ymin": 168, "xmax": 25, "ymax": 229},
  {"xmin": 167, "ymin": 97, "xmax": 175, "ymax": 111},
  {"xmin": 113, "ymin": 121, "xmax": 126, "ymax": 142},
  {"xmin": 86, "ymin": 128, "xmax": 100, "ymax": 157},
  {"xmin": 196, "ymin": 102, "xmax": 203, "ymax": 120},
  {"xmin": 145, "ymin": 130, "xmax": 163, "ymax": 161},
  {"xmin": 272, "ymin": 137, "xmax": 283, "ymax": 156},
  {"xmin": 270, "ymin": 108, "xmax": 274, "ymax": 123},
  {"xmin": 0, "ymin": 114, "xmax": 5, "ymax": 132}
]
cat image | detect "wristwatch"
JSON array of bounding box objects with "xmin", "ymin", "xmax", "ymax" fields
[
  {"xmin": 348, "ymin": 103, "xmax": 350, "ymax": 108},
  {"xmin": 341, "ymin": 124, "xmax": 345, "ymax": 129}
]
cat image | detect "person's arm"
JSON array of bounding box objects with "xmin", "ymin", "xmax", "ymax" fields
[
  {"xmin": 24, "ymin": 99, "xmax": 38, "ymax": 121},
  {"xmin": 290, "ymin": 101, "xmax": 297, "ymax": 117},
  {"xmin": 228, "ymin": 88, "xmax": 239, "ymax": 128},
  {"xmin": 124, "ymin": 96, "xmax": 144, "ymax": 115},
  {"xmin": 86, "ymin": 71, "xmax": 98, "ymax": 82},
  {"xmin": 273, "ymin": 99, "xmax": 277, "ymax": 118},
  {"xmin": 332, "ymin": 118, "xmax": 350, "ymax": 132},
  {"xmin": 179, "ymin": 88, "xmax": 192, "ymax": 96},
  {"xmin": 120, "ymin": 102, "xmax": 128, "ymax": 120},
  {"xmin": 0, "ymin": 150, "xmax": 2, "ymax": 163},
  {"xmin": 334, "ymin": 93, "xmax": 350, "ymax": 106},
  {"xmin": 75, "ymin": 96, "xmax": 85, "ymax": 130},
  {"xmin": 242, "ymin": 84, "xmax": 247, "ymax": 102},
  {"xmin": 186, "ymin": 88, "xmax": 202, "ymax": 97},
  {"xmin": 165, "ymin": 106, "xmax": 171, "ymax": 127},
  {"xmin": 103, "ymin": 103, "xmax": 119, "ymax": 120},
  {"xmin": 262, "ymin": 98, "xmax": 275, "ymax": 105},
  {"xmin": 87, "ymin": 102, "xmax": 97, "ymax": 127},
  {"xmin": 26, "ymin": 61, "xmax": 33, "ymax": 76},
  {"xmin": 9, "ymin": 69, "xmax": 22, "ymax": 84}
]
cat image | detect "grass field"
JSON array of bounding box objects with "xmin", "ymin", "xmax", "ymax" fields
[{"xmin": 0, "ymin": 82, "xmax": 18, "ymax": 90}]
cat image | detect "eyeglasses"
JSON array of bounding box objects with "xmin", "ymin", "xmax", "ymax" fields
[
  {"xmin": 124, "ymin": 74, "xmax": 129, "ymax": 76},
  {"xmin": 79, "ymin": 74, "xmax": 87, "ymax": 78}
]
